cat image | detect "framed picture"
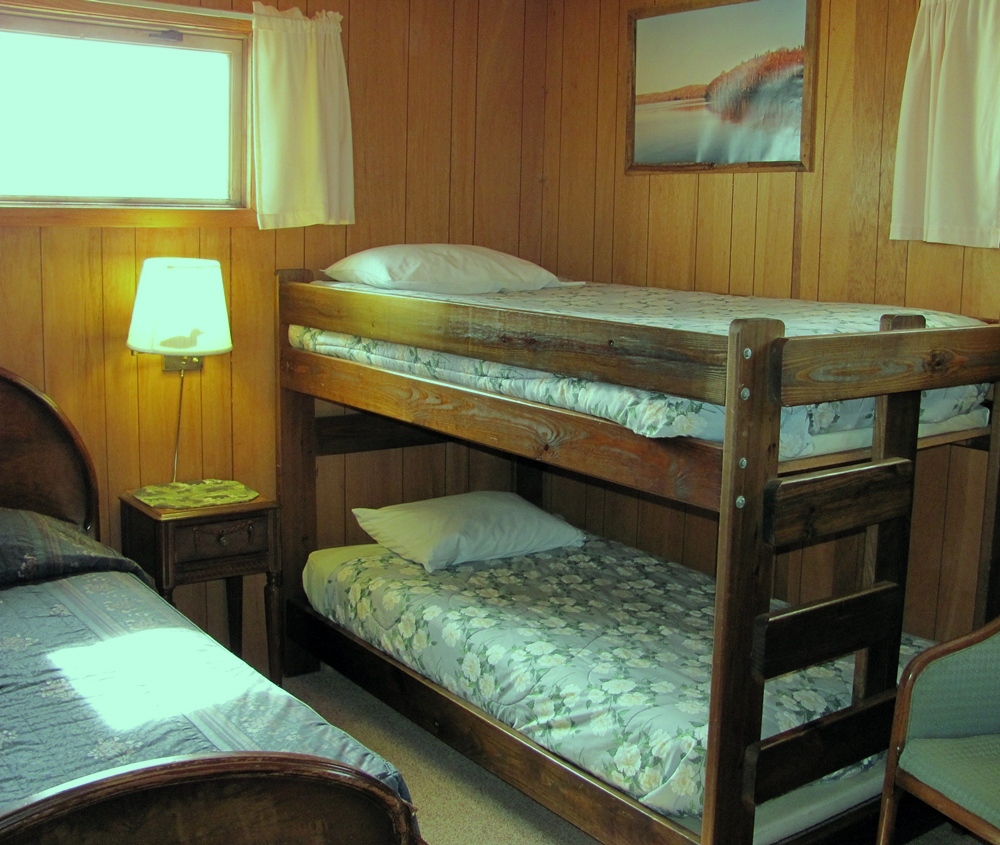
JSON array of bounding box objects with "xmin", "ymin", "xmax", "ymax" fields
[{"xmin": 627, "ymin": 0, "xmax": 818, "ymax": 173}]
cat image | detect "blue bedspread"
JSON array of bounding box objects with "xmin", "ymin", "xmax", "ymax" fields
[{"xmin": 0, "ymin": 509, "xmax": 409, "ymax": 810}]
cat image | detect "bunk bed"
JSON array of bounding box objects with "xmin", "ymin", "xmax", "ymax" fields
[
  {"xmin": 0, "ymin": 366, "xmax": 422, "ymax": 845},
  {"xmin": 276, "ymin": 255, "xmax": 1000, "ymax": 845}
]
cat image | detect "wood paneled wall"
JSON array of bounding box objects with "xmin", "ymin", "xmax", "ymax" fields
[{"xmin": 3, "ymin": 0, "xmax": 999, "ymax": 670}]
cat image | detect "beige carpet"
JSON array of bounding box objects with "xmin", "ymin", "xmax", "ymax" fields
[{"xmin": 285, "ymin": 666, "xmax": 981, "ymax": 845}]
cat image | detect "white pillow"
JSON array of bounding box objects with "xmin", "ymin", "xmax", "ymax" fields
[
  {"xmin": 324, "ymin": 244, "xmax": 560, "ymax": 294},
  {"xmin": 352, "ymin": 491, "xmax": 585, "ymax": 572}
]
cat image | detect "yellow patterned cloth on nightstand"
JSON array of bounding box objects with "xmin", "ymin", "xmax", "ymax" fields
[{"xmin": 132, "ymin": 479, "xmax": 259, "ymax": 509}]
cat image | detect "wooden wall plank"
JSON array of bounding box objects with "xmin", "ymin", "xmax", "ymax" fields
[
  {"xmin": 794, "ymin": 0, "xmax": 831, "ymax": 302},
  {"xmin": 406, "ymin": 0, "xmax": 454, "ymax": 244},
  {"xmin": 200, "ymin": 228, "xmax": 234, "ymax": 484},
  {"xmin": 592, "ymin": 0, "xmax": 619, "ymax": 283},
  {"xmin": 874, "ymin": 0, "xmax": 917, "ymax": 307},
  {"xmin": 905, "ymin": 447, "xmax": 950, "ymax": 639},
  {"xmin": 539, "ymin": 0, "xmax": 563, "ymax": 272},
  {"xmin": 694, "ymin": 175, "xmax": 734, "ymax": 294},
  {"xmin": 555, "ymin": 0, "xmax": 599, "ymax": 280},
  {"xmin": 754, "ymin": 174, "xmax": 796, "ymax": 299},
  {"xmin": 346, "ymin": 0, "xmax": 409, "ymax": 251},
  {"xmin": 0, "ymin": 228, "xmax": 43, "ymax": 385},
  {"xmin": 730, "ymin": 174, "xmax": 759, "ymax": 297},
  {"xmin": 346, "ymin": 449, "xmax": 403, "ymax": 545},
  {"xmin": 611, "ymin": 1, "xmax": 648, "ymax": 287},
  {"xmin": 647, "ymin": 175, "xmax": 697, "ymax": 291},
  {"xmin": 100, "ymin": 228, "xmax": 140, "ymax": 547},
  {"xmin": 518, "ymin": 0, "xmax": 547, "ymax": 264},
  {"xmin": 40, "ymin": 228, "xmax": 108, "ymax": 523},
  {"xmin": 815, "ymin": 0, "xmax": 859, "ymax": 302},
  {"xmin": 904, "ymin": 242, "xmax": 965, "ymax": 313},
  {"xmin": 473, "ymin": 0, "xmax": 525, "ymax": 253},
  {"xmin": 938, "ymin": 449, "xmax": 987, "ymax": 640},
  {"xmin": 449, "ymin": 0, "xmax": 478, "ymax": 244},
  {"xmin": 963, "ymin": 248, "xmax": 1000, "ymax": 322}
]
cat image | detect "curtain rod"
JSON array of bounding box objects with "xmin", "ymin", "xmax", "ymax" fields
[{"xmin": 84, "ymin": 0, "xmax": 253, "ymax": 21}]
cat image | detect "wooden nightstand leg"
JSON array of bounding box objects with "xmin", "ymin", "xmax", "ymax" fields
[
  {"xmin": 265, "ymin": 570, "xmax": 282, "ymax": 684},
  {"xmin": 225, "ymin": 576, "xmax": 243, "ymax": 657}
]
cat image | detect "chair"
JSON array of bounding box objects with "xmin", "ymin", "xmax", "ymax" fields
[{"xmin": 876, "ymin": 615, "xmax": 1000, "ymax": 845}]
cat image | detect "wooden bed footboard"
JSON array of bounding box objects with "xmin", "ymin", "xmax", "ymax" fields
[
  {"xmin": 0, "ymin": 753, "xmax": 422, "ymax": 845},
  {"xmin": 276, "ymin": 273, "xmax": 1000, "ymax": 845}
]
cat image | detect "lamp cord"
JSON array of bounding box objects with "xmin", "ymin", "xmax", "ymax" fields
[{"xmin": 172, "ymin": 366, "xmax": 185, "ymax": 483}]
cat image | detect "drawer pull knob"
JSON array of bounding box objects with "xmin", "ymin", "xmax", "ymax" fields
[{"xmin": 192, "ymin": 520, "xmax": 255, "ymax": 549}]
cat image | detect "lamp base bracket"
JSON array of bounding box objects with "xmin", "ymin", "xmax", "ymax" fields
[{"xmin": 163, "ymin": 355, "xmax": 203, "ymax": 372}]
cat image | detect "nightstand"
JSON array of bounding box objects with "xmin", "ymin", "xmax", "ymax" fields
[{"xmin": 119, "ymin": 491, "xmax": 282, "ymax": 683}]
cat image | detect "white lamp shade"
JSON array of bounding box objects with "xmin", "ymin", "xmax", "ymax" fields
[{"xmin": 127, "ymin": 258, "xmax": 233, "ymax": 356}]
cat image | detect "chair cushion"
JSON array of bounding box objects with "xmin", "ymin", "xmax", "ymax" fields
[{"xmin": 899, "ymin": 734, "xmax": 1000, "ymax": 830}]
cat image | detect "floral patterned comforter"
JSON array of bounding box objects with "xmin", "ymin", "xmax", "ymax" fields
[
  {"xmin": 290, "ymin": 283, "xmax": 988, "ymax": 459},
  {"xmin": 306, "ymin": 535, "xmax": 930, "ymax": 819}
]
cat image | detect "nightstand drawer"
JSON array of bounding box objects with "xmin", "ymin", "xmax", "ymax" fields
[{"xmin": 172, "ymin": 515, "xmax": 270, "ymax": 562}]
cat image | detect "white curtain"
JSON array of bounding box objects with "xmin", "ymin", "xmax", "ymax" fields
[
  {"xmin": 890, "ymin": 0, "xmax": 1000, "ymax": 248},
  {"xmin": 251, "ymin": 3, "xmax": 354, "ymax": 230}
]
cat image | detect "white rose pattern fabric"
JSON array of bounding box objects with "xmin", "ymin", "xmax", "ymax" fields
[
  {"xmin": 289, "ymin": 283, "xmax": 987, "ymax": 459},
  {"xmin": 306, "ymin": 536, "xmax": 931, "ymax": 819}
]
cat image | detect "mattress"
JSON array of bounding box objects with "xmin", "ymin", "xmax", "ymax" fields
[
  {"xmin": 303, "ymin": 537, "xmax": 931, "ymax": 843},
  {"xmin": 289, "ymin": 282, "xmax": 989, "ymax": 460},
  {"xmin": 0, "ymin": 567, "xmax": 409, "ymax": 810}
]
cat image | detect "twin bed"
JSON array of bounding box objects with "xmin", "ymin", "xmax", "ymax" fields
[
  {"xmin": 0, "ymin": 367, "xmax": 422, "ymax": 844},
  {"xmin": 276, "ymin": 246, "xmax": 1000, "ymax": 845}
]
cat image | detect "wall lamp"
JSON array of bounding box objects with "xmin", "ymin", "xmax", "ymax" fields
[{"xmin": 127, "ymin": 257, "xmax": 232, "ymax": 485}]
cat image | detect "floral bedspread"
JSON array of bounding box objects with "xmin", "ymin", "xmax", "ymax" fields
[
  {"xmin": 290, "ymin": 282, "xmax": 987, "ymax": 459},
  {"xmin": 307, "ymin": 535, "xmax": 930, "ymax": 819}
]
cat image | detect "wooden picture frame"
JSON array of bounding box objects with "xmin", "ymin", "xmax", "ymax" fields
[{"xmin": 626, "ymin": 0, "xmax": 819, "ymax": 173}]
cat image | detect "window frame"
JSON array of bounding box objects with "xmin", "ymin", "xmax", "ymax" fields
[{"xmin": 0, "ymin": 0, "xmax": 255, "ymax": 227}]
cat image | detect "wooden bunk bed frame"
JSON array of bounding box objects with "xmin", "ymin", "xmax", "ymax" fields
[
  {"xmin": 276, "ymin": 272, "xmax": 1000, "ymax": 845},
  {"xmin": 0, "ymin": 366, "xmax": 422, "ymax": 845}
]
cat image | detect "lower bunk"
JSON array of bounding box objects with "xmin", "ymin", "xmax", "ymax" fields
[{"xmin": 286, "ymin": 520, "xmax": 932, "ymax": 845}]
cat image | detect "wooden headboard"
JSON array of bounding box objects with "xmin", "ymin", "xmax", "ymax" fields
[{"xmin": 0, "ymin": 368, "xmax": 99, "ymax": 537}]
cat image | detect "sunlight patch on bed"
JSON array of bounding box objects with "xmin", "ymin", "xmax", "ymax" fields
[{"xmin": 48, "ymin": 628, "xmax": 253, "ymax": 731}]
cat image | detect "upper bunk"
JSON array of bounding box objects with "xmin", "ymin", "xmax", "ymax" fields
[{"xmin": 280, "ymin": 272, "xmax": 1000, "ymax": 488}]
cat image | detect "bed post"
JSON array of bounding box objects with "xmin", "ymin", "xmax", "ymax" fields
[
  {"xmin": 702, "ymin": 318, "xmax": 784, "ymax": 845},
  {"xmin": 276, "ymin": 271, "xmax": 321, "ymax": 678}
]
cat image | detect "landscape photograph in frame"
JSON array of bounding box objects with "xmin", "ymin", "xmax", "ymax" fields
[{"xmin": 627, "ymin": 0, "xmax": 817, "ymax": 173}]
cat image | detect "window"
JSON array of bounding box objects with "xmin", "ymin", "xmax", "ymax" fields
[{"xmin": 0, "ymin": 4, "xmax": 248, "ymax": 210}]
